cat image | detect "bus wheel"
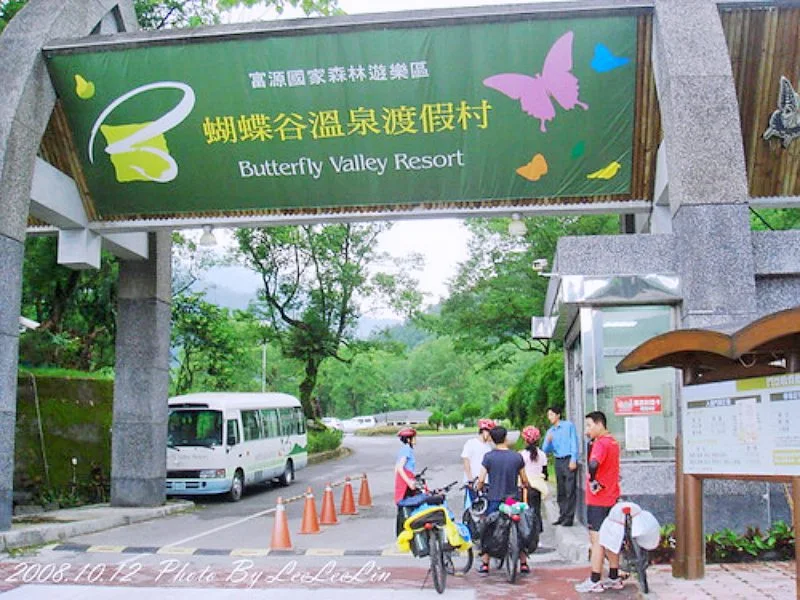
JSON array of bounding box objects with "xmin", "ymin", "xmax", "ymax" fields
[
  {"xmin": 278, "ymin": 461, "xmax": 294, "ymax": 487},
  {"xmin": 228, "ymin": 470, "xmax": 244, "ymax": 501}
]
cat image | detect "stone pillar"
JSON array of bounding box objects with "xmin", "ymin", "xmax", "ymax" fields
[
  {"xmin": 0, "ymin": 0, "xmax": 138, "ymax": 530},
  {"xmin": 111, "ymin": 231, "xmax": 171, "ymax": 506},
  {"xmin": 0, "ymin": 239, "xmax": 24, "ymax": 530},
  {"xmin": 653, "ymin": 0, "xmax": 757, "ymax": 578},
  {"xmin": 653, "ymin": 0, "xmax": 757, "ymax": 328}
]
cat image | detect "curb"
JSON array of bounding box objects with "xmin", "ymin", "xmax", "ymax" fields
[
  {"xmin": 542, "ymin": 483, "xmax": 590, "ymax": 564},
  {"xmin": 0, "ymin": 501, "xmax": 194, "ymax": 552},
  {"xmin": 308, "ymin": 445, "xmax": 352, "ymax": 465}
]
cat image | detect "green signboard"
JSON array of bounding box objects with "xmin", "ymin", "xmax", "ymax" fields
[{"xmin": 45, "ymin": 16, "xmax": 637, "ymax": 219}]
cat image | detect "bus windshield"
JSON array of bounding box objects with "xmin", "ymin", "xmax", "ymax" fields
[{"xmin": 168, "ymin": 409, "xmax": 223, "ymax": 448}]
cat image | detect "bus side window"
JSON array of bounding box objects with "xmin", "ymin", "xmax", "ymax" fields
[{"xmin": 226, "ymin": 420, "xmax": 240, "ymax": 446}]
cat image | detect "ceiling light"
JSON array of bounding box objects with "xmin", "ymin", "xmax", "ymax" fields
[{"xmin": 508, "ymin": 213, "xmax": 527, "ymax": 237}]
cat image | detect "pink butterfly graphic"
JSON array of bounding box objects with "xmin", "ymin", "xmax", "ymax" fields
[{"xmin": 483, "ymin": 31, "xmax": 589, "ymax": 133}]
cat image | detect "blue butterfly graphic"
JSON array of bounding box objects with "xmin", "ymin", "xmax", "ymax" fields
[{"xmin": 591, "ymin": 44, "xmax": 630, "ymax": 73}]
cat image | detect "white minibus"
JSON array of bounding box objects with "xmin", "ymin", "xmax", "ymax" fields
[{"xmin": 166, "ymin": 392, "xmax": 307, "ymax": 501}]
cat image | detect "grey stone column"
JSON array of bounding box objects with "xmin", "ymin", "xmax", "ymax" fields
[
  {"xmin": 0, "ymin": 0, "xmax": 138, "ymax": 530},
  {"xmin": 0, "ymin": 239, "xmax": 24, "ymax": 530},
  {"xmin": 111, "ymin": 231, "xmax": 171, "ymax": 507},
  {"xmin": 653, "ymin": 0, "xmax": 757, "ymax": 328}
]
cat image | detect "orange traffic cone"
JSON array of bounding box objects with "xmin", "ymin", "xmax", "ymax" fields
[
  {"xmin": 340, "ymin": 476, "xmax": 357, "ymax": 515},
  {"xmin": 319, "ymin": 483, "xmax": 338, "ymax": 525},
  {"xmin": 270, "ymin": 496, "xmax": 293, "ymax": 549},
  {"xmin": 358, "ymin": 473, "xmax": 373, "ymax": 508},
  {"xmin": 299, "ymin": 487, "xmax": 321, "ymax": 534}
]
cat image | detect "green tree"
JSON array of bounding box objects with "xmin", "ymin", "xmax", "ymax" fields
[
  {"xmin": 506, "ymin": 350, "xmax": 564, "ymax": 429},
  {"xmin": 171, "ymin": 292, "xmax": 249, "ymax": 394},
  {"xmin": 1, "ymin": 0, "xmax": 340, "ymax": 33},
  {"xmin": 429, "ymin": 215, "xmax": 617, "ymax": 362},
  {"xmin": 750, "ymin": 208, "xmax": 800, "ymax": 231},
  {"xmin": 235, "ymin": 223, "xmax": 420, "ymax": 418},
  {"xmin": 19, "ymin": 237, "xmax": 118, "ymax": 370}
]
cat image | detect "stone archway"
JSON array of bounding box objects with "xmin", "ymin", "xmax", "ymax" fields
[{"xmin": 0, "ymin": 0, "xmax": 166, "ymax": 530}]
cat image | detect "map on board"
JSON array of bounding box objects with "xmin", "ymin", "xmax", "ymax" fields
[{"xmin": 682, "ymin": 374, "xmax": 800, "ymax": 475}]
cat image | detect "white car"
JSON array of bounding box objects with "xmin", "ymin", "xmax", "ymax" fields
[
  {"xmin": 341, "ymin": 415, "xmax": 377, "ymax": 433},
  {"xmin": 321, "ymin": 417, "xmax": 344, "ymax": 431}
]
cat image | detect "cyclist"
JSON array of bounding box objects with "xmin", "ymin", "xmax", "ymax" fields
[
  {"xmin": 519, "ymin": 425, "xmax": 548, "ymax": 517},
  {"xmin": 475, "ymin": 426, "xmax": 531, "ymax": 576},
  {"xmin": 394, "ymin": 427, "xmax": 418, "ymax": 535},
  {"xmin": 461, "ymin": 418, "xmax": 495, "ymax": 507}
]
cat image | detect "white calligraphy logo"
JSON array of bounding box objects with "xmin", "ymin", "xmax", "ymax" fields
[{"xmin": 88, "ymin": 81, "xmax": 195, "ymax": 183}]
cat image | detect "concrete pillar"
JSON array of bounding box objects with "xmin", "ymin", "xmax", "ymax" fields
[
  {"xmin": 111, "ymin": 231, "xmax": 171, "ymax": 507},
  {"xmin": 653, "ymin": 0, "xmax": 757, "ymax": 578},
  {"xmin": 653, "ymin": 0, "xmax": 757, "ymax": 329},
  {"xmin": 0, "ymin": 0, "xmax": 138, "ymax": 530},
  {"xmin": 0, "ymin": 239, "xmax": 24, "ymax": 530}
]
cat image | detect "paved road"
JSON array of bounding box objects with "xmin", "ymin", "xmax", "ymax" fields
[{"xmin": 0, "ymin": 433, "xmax": 643, "ymax": 599}]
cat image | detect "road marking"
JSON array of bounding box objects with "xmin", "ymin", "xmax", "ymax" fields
[
  {"xmin": 86, "ymin": 545, "xmax": 126, "ymax": 553},
  {"xmin": 116, "ymin": 507, "xmax": 276, "ymax": 566},
  {"xmin": 305, "ymin": 548, "xmax": 345, "ymax": 556},
  {"xmin": 155, "ymin": 546, "xmax": 196, "ymax": 555},
  {"xmin": 229, "ymin": 548, "xmax": 270, "ymax": 557}
]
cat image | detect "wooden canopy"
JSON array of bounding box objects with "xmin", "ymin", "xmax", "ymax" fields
[{"xmin": 616, "ymin": 307, "xmax": 800, "ymax": 385}]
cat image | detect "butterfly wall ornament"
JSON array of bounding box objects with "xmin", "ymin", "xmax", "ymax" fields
[
  {"xmin": 483, "ymin": 31, "xmax": 588, "ymax": 133},
  {"xmin": 763, "ymin": 76, "xmax": 800, "ymax": 148}
]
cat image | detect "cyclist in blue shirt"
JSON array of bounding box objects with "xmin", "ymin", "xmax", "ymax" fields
[{"xmin": 541, "ymin": 406, "xmax": 579, "ymax": 526}]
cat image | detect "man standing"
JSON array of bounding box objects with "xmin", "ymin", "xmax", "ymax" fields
[
  {"xmin": 574, "ymin": 411, "xmax": 623, "ymax": 593},
  {"xmin": 461, "ymin": 418, "xmax": 494, "ymax": 504},
  {"xmin": 476, "ymin": 426, "xmax": 530, "ymax": 575},
  {"xmin": 542, "ymin": 406, "xmax": 579, "ymax": 526}
]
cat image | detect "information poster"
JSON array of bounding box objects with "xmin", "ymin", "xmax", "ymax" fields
[{"xmin": 682, "ymin": 374, "xmax": 800, "ymax": 475}]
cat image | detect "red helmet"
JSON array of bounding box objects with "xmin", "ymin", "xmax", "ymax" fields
[
  {"xmin": 397, "ymin": 427, "xmax": 417, "ymax": 438},
  {"xmin": 522, "ymin": 426, "xmax": 541, "ymax": 444},
  {"xmin": 477, "ymin": 418, "xmax": 495, "ymax": 431}
]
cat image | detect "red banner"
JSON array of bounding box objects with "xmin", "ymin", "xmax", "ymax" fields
[{"xmin": 614, "ymin": 395, "xmax": 662, "ymax": 416}]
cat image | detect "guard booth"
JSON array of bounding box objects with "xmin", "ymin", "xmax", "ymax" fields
[{"xmin": 617, "ymin": 307, "xmax": 800, "ymax": 594}]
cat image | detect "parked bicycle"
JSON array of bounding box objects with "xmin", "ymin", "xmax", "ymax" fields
[
  {"xmin": 620, "ymin": 504, "xmax": 650, "ymax": 593},
  {"xmin": 396, "ymin": 470, "xmax": 474, "ymax": 594},
  {"xmin": 464, "ymin": 483, "xmax": 539, "ymax": 584}
]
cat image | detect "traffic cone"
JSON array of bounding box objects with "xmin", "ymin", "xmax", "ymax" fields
[
  {"xmin": 270, "ymin": 496, "xmax": 292, "ymax": 549},
  {"xmin": 358, "ymin": 473, "xmax": 373, "ymax": 508},
  {"xmin": 340, "ymin": 476, "xmax": 357, "ymax": 515},
  {"xmin": 299, "ymin": 487, "xmax": 321, "ymax": 534},
  {"xmin": 319, "ymin": 482, "xmax": 338, "ymax": 525}
]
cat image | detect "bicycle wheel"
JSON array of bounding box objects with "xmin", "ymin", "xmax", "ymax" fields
[
  {"xmin": 631, "ymin": 537, "xmax": 649, "ymax": 594},
  {"xmin": 445, "ymin": 546, "xmax": 474, "ymax": 575},
  {"xmin": 429, "ymin": 530, "xmax": 447, "ymax": 594},
  {"xmin": 505, "ymin": 524, "xmax": 519, "ymax": 584}
]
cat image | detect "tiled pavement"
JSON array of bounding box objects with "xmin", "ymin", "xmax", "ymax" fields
[
  {"xmin": 0, "ymin": 494, "xmax": 797, "ymax": 598},
  {"xmin": 643, "ymin": 561, "xmax": 796, "ymax": 600}
]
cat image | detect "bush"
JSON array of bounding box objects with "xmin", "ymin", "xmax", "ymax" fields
[
  {"xmin": 356, "ymin": 423, "xmax": 436, "ymax": 436},
  {"xmin": 651, "ymin": 521, "xmax": 795, "ymax": 564},
  {"xmin": 308, "ymin": 428, "xmax": 343, "ymax": 453}
]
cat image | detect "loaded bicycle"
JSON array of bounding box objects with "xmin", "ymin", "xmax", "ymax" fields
[
  {"xmin": 396, "ymin": 469, "xmax": 474, "ymax": 594},
  {"xmin": 599, "ymin": 500, "xmax": 656, "ymax": 594},
  {"xmin": 619, "ymin": 504, "xmax": 650, "ymax": 593},
  {"xmin": 463, "ymin": 482, "xmax": 541, "ymax": 584}
]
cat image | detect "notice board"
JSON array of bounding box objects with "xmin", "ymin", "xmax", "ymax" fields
[{"xmin": 682, "ymin": 374, "xmax": 800, "ymax": 475}]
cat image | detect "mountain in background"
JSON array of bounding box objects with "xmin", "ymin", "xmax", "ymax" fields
[{"xmin": 197, "ymin": 279, "xmax": 404, "ymax": 340}]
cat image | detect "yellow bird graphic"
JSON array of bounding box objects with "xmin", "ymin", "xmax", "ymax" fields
[{"xmin": 586, "ymin": 161, "xmax": 621, "ymax": 180}]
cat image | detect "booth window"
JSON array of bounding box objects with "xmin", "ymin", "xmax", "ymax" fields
[{"xmin": 584, "ymin": 306, "xmax": 676, "ymax": 459}]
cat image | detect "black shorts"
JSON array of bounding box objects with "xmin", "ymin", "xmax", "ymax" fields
[{"xmin": 587, "ymin": 505, "xmax": 612, "ymax": 531}]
